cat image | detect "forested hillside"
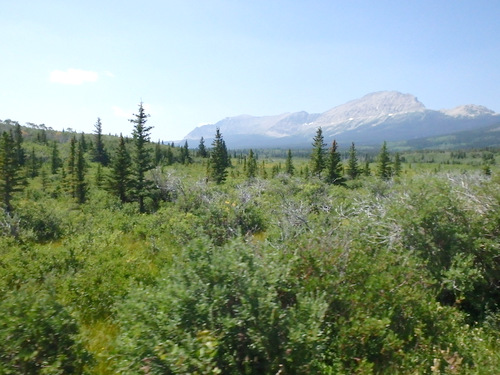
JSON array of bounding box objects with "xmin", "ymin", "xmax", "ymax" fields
[{"xmin": 1, "ymin": 110, "xmax": 499, "ymax": 374}]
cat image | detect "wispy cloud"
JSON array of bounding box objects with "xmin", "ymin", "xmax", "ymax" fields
[
  {"xmin": 112, "ymin": 106, "xmax": 131, "ymax": 119},
  {"xmin": 113, "ymin": 103, "xmax": 153, "ymax": 119},
  {"xmin": 50, "ymin": 69, "xmax": 98, "ymax": 85}
]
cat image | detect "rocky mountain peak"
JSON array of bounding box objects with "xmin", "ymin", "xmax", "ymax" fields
[
  {"xmin": 313, "ymin": 91, "xmax": 426, "ymax": 131},
  {"xmin": 183, "ymin": 91, "xmax": 498, "ymax": 148},
  {"xmin": 440, "ymin": 104, "xmax": 497, "ymax": 118}
]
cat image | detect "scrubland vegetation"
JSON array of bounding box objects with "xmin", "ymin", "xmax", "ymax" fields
[{"xmin": 1, "ymin": 112, "xmax": 500, "ymax": 374}]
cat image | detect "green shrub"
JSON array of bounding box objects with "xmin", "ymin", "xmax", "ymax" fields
[
  {"xmin": 0, "ymin": 285, "xmax": 91, "ymax": 374},
  {"xmin": 114, "ymin": 239, "xmax": 328, "ymax": 374},
  {"xmin": 16, "ymin": 200, "xmax": 66, "ymax": 242}
]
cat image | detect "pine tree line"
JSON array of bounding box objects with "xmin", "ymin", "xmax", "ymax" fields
[{"xmin": 0, "ymin": 114, "xmax": 405, "ymax": 213}]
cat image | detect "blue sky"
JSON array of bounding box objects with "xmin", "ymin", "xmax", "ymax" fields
[{"xmin": 2, "ymin": 0, "xmax": 499, "ymax": 141}]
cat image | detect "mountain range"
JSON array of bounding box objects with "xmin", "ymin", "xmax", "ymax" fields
[{"xmin": 183, "ymin": 91, "xmax": 500, "ymax": 148}]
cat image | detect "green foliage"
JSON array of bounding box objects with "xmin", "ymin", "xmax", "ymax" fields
[
  {"xmin": 377, "ymin": 141, "xmax": 392, "ymax": 180},
  {"xmin": 179, "ymin": 140, "xmax": 193, "ymax": 164},
  {"xmin": 0, "ymin": 285, "xmax": 91, "ymax": 374},
  {"xmin": 0, "ymin": 131, "xmax": 23, "ymax": 211},
  {"xmin": 1, "ymin": 117, "xmax": 500, "ymax": 373},
  {"xmin": 130, "ymin": 102, "xmax": 153, "ymax": 212},
  {"xmin": 107, "ymin": 134, "xmax": 132, "ymax": 203},
  {"xmin": 325, "ymin": 139, "xmax": 345, "ymax": 185},
  {"xmin": 115, "ymin": 239, "xmax": 328, "ymax": 374},
  {"xmin": 310, "ymin": 127, "xmax": 326, "ymax": 177},
  {"xmin": 285, "ymin": 148, "xmax": 294, "ymax": 175},
  {"xmin": 16, "ymin": 200, "xmax": 66, "ymax": 242},
  {"xmin": 346, "ymin": 142, "xmax": 360, "ymax": 179},
  {"xmin": 208, "ymin": 128, "xmax": 229, "ymax": 184},
  {"xmin": 246, "ymin": 149, "xmax": 257, "ymax": 178},
  {"xmin": 75, "ymin": 141, "xmax": 87, "ymax": 203},
  {"xmin": 50, "ymin": 141, "xmax": 62, "ymax": 174},
  {"xmin": 197, "ymin": 136, "xmax": 208, "ymax": 158},
  {"xmin": 91, "ymin": 118, "xmax": 109, "ymax": 166},
  {"xmin": 393, "ymin": 152, "xmax": 402, "ymax": 176},
  {"xmin": 13, "ymin": 123, "xmax": 26, "ymax": 167}
]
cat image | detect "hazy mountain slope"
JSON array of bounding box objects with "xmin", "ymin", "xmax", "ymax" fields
[
  {"xmin": 310, "ymin": 91, "xmax": 426, "ymax": 135},
  {"xmin": 399, "ymin": 122, "xmax": 500, "ymax": 150},
  {"xmin": 183, "ymin": 91, "xmax": 499, "ymax": 148}
]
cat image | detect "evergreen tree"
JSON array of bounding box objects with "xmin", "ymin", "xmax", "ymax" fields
[
  {"xmin": 310, "ymin": 127, "xmax": 326, "ymax": 177},
  {"xmin": 95, "ymin": 164, "xmax": 104, "ymax": 188},
  {"xmin": 180, "ymin": 140, "xmax": 192, "ymax": 164},
  {"xmin": 260, "ymin": 160, "xmax": 268, "ymax": 179},
  {"xmin": 246, "ymin": 149, "xmax": 257, "ymax": 179},
  {"xmin": 92, "ymin": 118, "xmax": 109, "ymax": 166},
  {"xmin": 79, "ymin": 132, "xmax": 88, "ymax": 153},
  {"xmin": 37, "ymin": 129, "xmax": 48, "ymax": 144},
  {"xmin": 164, "ymin": 146, "xmax": 174, "ymax": 165},
  {"xmin": 393, "ymin": 152, "xmax": 402, "ymax": 177},
  {"xmin": 221, "ymin": 138, "xmax": 231, "ymax": 168},
  {"xmin": 198, "ymin": 137, "xmax": 208, "ymax": 158},
  {"xmin": 325, "ymin": 139, "xmax": 345, "ymax": 185},
  {"xmin": 376, "ymin": 141, "xmax": 392, "ymax": 180},
  {"xmin": 108, "ymin": 134, "xmax": 132, "ymax": 203},
  {"xmin": 130, "ymin": 102, "xmax": 153, "ymax": 213},
  {"xmin": 66, "ymin": 136, "xmax": 77, "ymax": 196},
  {"xmin": 482, "ymin": 163, "xmax": 492, "ymax": 176},
  {"xmin": 0, "ymin": 131, "xmax": 22, "ymax": 212},
  {"xmin": 28, "ymin": 147, "xmax": 39, "ymax": 178},
  {"xmin": 208, "ymin": 128, "xmax": 228, "ymax": 184},
  {"xmin": 75, "ymin": 141, "xmax": 87, "ymax": 203},
  {"xmin": 285, "ymin": 149, "xmax": 294, "ymax": 176},
  {"xmin": 13, "ymin": 123, "xmax": 25, "ymax": 167},
  {"xmin": 363, "ymin": 160, "xmax": 371, "ymax": 176},
  {"xmin": 51, "ymin": 142, "xmax": 62, "ymax": 174},
  {"xmin": 346, "ymin": 142, "xmax": 360, "ymax": 179}
]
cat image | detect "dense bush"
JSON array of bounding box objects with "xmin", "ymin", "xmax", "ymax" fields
[
  {"xmin": 16, "ymin": 200, "xmax": 67, "ymax": 242},
  {"xmin": 0, "ymin": 285, "xmax": 91, "ymax": 374},
  {"xmin": 114, "ymin": 239, "xmax": 328, "ymax": 374},
  {"xmin": 1, "ymin": 135, "xmax": 500, "ymax": 374}
]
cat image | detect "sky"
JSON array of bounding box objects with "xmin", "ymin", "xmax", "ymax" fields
[{"xmin": 2, "ymin": 0, "xmax": 500, "ymax": 142}]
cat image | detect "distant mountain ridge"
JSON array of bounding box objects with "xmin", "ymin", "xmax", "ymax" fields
[{"xmin": 184, "ymin": 91, "xmax": 499, "ymax": 148}]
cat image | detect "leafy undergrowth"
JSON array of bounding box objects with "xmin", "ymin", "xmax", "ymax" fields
[{"xmin": 1, "ymin": 171, "xmax": 500, "ymax": 374}]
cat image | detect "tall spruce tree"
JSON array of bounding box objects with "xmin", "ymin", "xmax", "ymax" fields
[
  {"xmin": 208, "ymin": 128, "xmax": 228, "ymax": 184},
  {"xmin": 310, "ymin": 127, "xmax": 326, "ymax": 177},
  {"xmin": 363, "ymin": 160, "xmax": 371, "ymax": 176},
  {"xmin": 79, "ymin": 132, "xmax": 88, "ymax": 152},
  {"xmin": 154, "ymin": 141, "xmax": 163, "ymax": 166},
  {"xmin": 13, "ymin": 123, "xmax": 26, "ymax": 167},
  {"xmin": 75, "ymin": 141, "xmax": 87, "ymax": 203},
  {"xmin": 0, "ymin": 131, "xmax": 22, "ymax": 212},
  {"xmin": 376, "ymin": 141, "xmax": 392, "ymax": 180},
  {"xmin": 180, "ymin": 141, "xmax": 192, "ymax": 164},
  {"xmin": 393, "ymin": 152, "xmax": 402, "ymax": 177},
  {"xmin": 92, "ymin": 118, "xmax": 109, "ymax": 166},
  {"xmin": 246, "ymin": 149, "xmax": 257, "ymax": 179},
  {"xmin": 66, "ymin": 136, "xmax": 77, "ymax": 197},
  {"xmin": 285, "ymin": 149, "xmax": 294, "ymax": 176},
  {"xmin": 221, "ymin": 138, "xmax": 230, "ymax": 168},
  {"xmin": 51, "ymin": 142, "xmax": 62, "ymax": 174},
  {"xmin": 346, "ymin": 142, "xmax": 360, "ymax": 179},
  {"xmin": 28, "ymin": 147, "xmax": 39, "ymax": 178},
  {"xmin": 198, "ymin": 137, "xmax": 208, "ymax": 158},
  {"xmin": 325, "ymin": 139, "xmax": 345, "ymax": 185},
  {"xmin": 108, "ymin": 134, "xmax": 132, "ymax": 203},
  {"xmin": 130, "ymin": 102, "xmax": 153, "ymax": 212}
]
